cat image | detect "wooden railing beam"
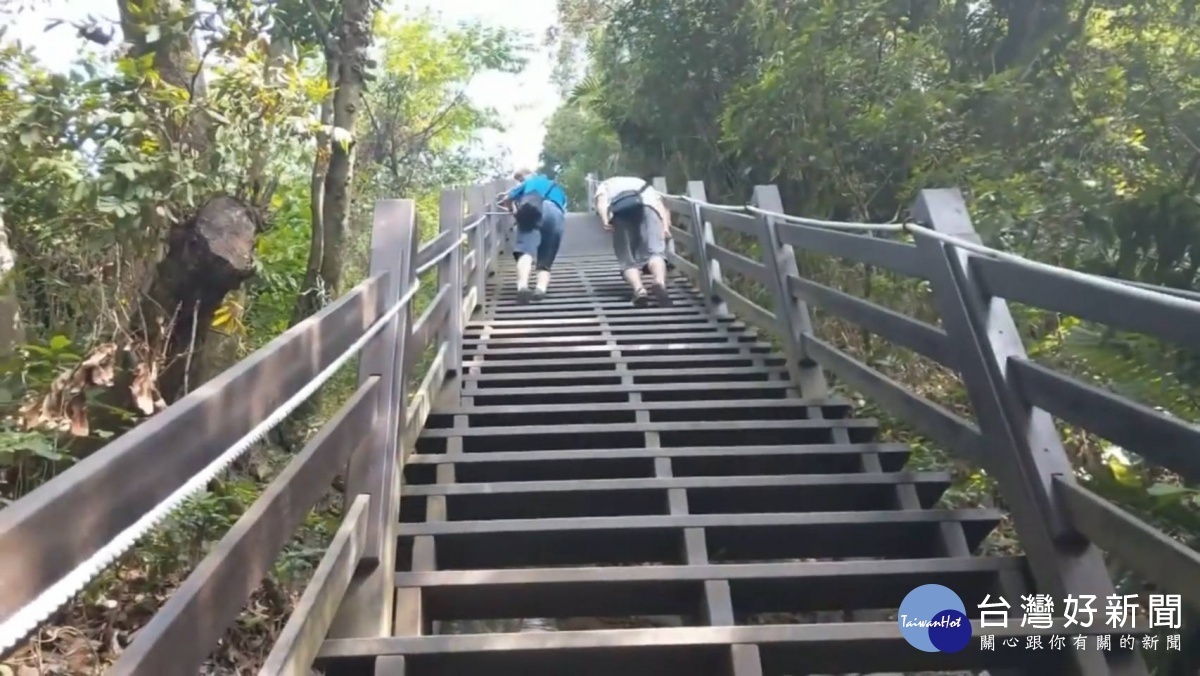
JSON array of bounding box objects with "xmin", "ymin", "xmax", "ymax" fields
[
  {"xmin": 331, "ymin": 199, "xmax": 417, "ymax": 639},
  {"xmin": 438, "ymin": 189, "xmax": 465, "ymax": 378},
  {"xmin": 912, "ymin": 188, "xmax": 1146, "ymax": 676},
  {"xmin": 753, "ymin": 184, "xmax": 828, "ymax": 397},
  {"xmin": 108, "ymin": 379, "xmax": 380, "ymax": 675},
  {"xmin": 652, "ymin": 176, "xmax": 676, "ymax": 263},
  {"xmin": 0, "ymin": 279, "xmax": 385, "ymax": 622},
  {"xmin": 685, "ymin": 181, "xmax": 725, "ymax": 314},
  {"xmin": 259, "ymin": 495, "xmax": 371, "ymax": 676},
  {"xmin": 465, "ymin": 185, "xmax": 487, "ymax": 317}
]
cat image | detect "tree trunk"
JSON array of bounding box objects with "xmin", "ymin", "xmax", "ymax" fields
[
  {"xmin": 274, "ymin": 2, "xmax": 376, "ymax": 450},
  {"xmin": 114, "ymin": 0, "xmax": 258, "ymax": 404},
  {"xmin": 21, "ymin": 197, "xmax": 259, "ymax": 459},
  {"xmin": 291, "ymin": 51, "xmax": 339, "ymax": 325},
  {"xmin": 0, "ymin": 210, "xmax": 21, "ymax": 356},
  {"xmin": 318, "ymin": 0, "xmax": 375, "ymax": 298},
  {"xmin": 140, "ymin": 196, "xmax": 258, "ymax": 403},
  {"xmin": 116, "ymin": 0, "xmax": 210, "ymax": 155}
]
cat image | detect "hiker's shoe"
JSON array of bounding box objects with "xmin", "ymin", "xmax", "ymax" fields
[
  {"xmin": 650, "ymin": 283, "xmax": 673, "ymax": 307},
  {"xmin": 532, "ymin": 288, "xmax": 546, "ymax": 302},
  {"xmin": 517, "ymin": 287, "xmax": 533, "ymax": 304},
  {"xmin": 632, "ymin": 288, "xmax": 650, "ymax": 307}
]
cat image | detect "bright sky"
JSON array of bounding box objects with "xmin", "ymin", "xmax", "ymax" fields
[{"xmin": 1, "ymin": 0, "xmax": 561, "ymax": 170}]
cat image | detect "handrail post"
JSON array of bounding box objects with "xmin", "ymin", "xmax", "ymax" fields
[
  {"xmin": 466, "ymin": 185, "xmax": 487, "ymax": 316},
  {"xmin": 438, "ymin": 188, "xmax": 465, "ymax": 376},
  {"xmin": 484, "ymin": 180, "xmax": 501, "ymax": 274},
  {"xmin": 651, "ymin": 176, "xmax": 677, "ymax": 263},
  {"xmin": 752, "ymin": 184, "xmax": 828, "ymax": 396},
  {"xmin": 586, "ymin": 172, "xmax": 598, "ymax": 212},
  {"xmin": 492, "ymin": 179, "xmax": 516, "ymax": 264},
  {"xmin": 913, "ymin": 188, "xmax": 1146, "ymax": 676},
  {"xmin": 489, "ymin": 179, "xmax": 505, "ymax": 263},
  {"xmin": 686, "ymin": 180, "xmax": 726, "ymax": 314},
  {"xmin": 330, "ymin": 199, "xmax": 416, "ymax": 639}
]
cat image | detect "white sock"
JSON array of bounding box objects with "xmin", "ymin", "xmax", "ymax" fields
[{"xmin": 515, "ymin": 254, "xmax": 534, "ymax": 289}]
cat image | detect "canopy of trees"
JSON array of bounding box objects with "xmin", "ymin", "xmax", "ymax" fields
[
  {"xmin": 542, "ymin": 0, "xmax": 1200, "ymax": 667},
  {"xmin": 0, "ymin": 0, "xmax": 522, "ymax": 670}
]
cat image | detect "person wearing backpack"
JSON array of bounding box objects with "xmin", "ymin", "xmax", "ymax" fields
[
  {"xmin": 498, "ymin": 169, "xmax": 568, "ymax": 303},
  {"xmin": 594, "ymin": 176, "xmax": 673, "ymax": 307}
]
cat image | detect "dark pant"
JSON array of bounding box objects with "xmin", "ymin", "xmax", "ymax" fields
[
  {"xmin": 512, "ymin": 201, "xmax": 566, "ymax": 272},
  {"xmin": 612, "ymin": 207, "xmax": 666, "ymax": 272}
]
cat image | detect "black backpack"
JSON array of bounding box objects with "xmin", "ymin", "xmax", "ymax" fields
[
  {"xmin": 514, "ymin": 181, "xmax": 561, "ymax": 230},
  {"xmin": 607, "ymin": 181, "xmax": 652, "ymax": 224}
]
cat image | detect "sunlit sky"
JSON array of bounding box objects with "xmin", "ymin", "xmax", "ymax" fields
[{"xmin": 1, "ymin": 0, "xmax": 561, "ymax": 170}]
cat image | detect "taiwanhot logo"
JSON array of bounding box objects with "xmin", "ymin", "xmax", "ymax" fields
[{"xmin": 897, "ymin": 584, "xmax": 972, "ymax": 653}]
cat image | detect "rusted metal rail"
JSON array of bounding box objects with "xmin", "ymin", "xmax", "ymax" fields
[{"xmin": 0, "ymin": 173, "xmax": 1195, "ymax": 676}]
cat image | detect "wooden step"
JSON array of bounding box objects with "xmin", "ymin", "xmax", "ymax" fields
[
  {"xmin": 394, "ymin": 557, "xmax": 1027, "ymax": 623},
  {"xmin": 317, "ymin": 621, "xmax": 1131, "ymax": 676},
  {"xmin": 400, "ymin": 472, "xmax": 954, "ymax": 521},
  {"xmin": 403, "ymin": 443, "xmax": 913, "ymax": 485},
  {"xmin": 476, "ymin": 305, "xmax": 711, "ymax": 321},
  {"xmin": 424, "ymin": 398, "xmax": 851, "ymax": 428},
  {"xmin": 396, "ymin": 510, "xmax": 1001, "ymax": 569},
  {"xmin": 414, "ymin": 420, "xmax": 877, "ymax": 454},
  {"xmin": 454, "ymin": 353, "xmax": 785, "ymax": 375}
]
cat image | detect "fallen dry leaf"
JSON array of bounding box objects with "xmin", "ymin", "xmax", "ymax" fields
[
  {"xmin": 129, "ymin": 361, "xmax": 164, "ymax": 415},
  {"xmin": 67, "ymin": 395, "xmax": 88, "ymax": 437},
  {"xmin": 20, "ymin": 341, "xmax": 123, "ymax": 436},
  {"xmin": 79, "ymin": 343, "xmax": 118, "ymax": 387}
]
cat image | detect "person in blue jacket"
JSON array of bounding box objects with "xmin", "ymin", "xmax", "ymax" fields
[{"xmin": 498, "ymin": 168, "xmax": 568, "ymax": 303}]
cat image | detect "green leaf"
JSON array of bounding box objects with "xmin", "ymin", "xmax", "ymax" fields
[
  {"xmin": 1147, "ymin": 483, "xmax": 1192, "ymax": 497},
  {"xmin": 71, "ymin": 180, "xmax": 89, "ymax": 204},
  {"xmin": 48, "ymin": 335, "xmax": 71, "ymax": 352},
  {"xmin": 0, "ymin": 431, "xmax": 65, "ymax": 461},
  {"xmin": 22, "ymin": 344, "xmax": 54, "ymax": 357}
]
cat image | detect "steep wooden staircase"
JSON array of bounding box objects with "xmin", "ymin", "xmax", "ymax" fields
[
  {"xmin": 0, "ymin": 177, "xmax": 1195, "ymax": 676},
  {"xmin": 319, "ymin": 254, "xmax": 1050, "ymax": 675},
  {"xmin": 314, "ymin": 248, "xmax": 1128, "ymax": 676}
]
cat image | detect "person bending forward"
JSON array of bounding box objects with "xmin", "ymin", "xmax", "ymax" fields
[
  {"xmin": 500, "ymin": 169, "xmax": 568, "ymax": 303},
  {"xmin": 594, "ymin": 176, "xmax": 673, "ymax": 307}
]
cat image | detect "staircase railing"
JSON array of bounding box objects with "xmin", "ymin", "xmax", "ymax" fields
[
  {"xmin": 658, "ymin": 178, "xmax": 1200, "ymax": 675},
  {"xmin": 0, "ymin": 179, "xmax": 515, "ymax": 674}
]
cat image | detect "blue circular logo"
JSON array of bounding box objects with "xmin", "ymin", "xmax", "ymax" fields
[{"xmin": 897, "ymin": 584, "xmax": 972, "ymax": 653}]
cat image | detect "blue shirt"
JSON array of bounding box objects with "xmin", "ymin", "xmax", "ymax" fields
[{"xmin": 508, "ymin": 174, "xmax": 568, "ymax": 211}]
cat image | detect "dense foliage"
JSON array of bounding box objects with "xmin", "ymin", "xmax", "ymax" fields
[
  {"xmin": 0, "ymin": 0, "xmax": 522, "ymax": 670},
  {"xmin": 542, "ymin": 0, "xmax": 1200, "ymax": 668}
]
